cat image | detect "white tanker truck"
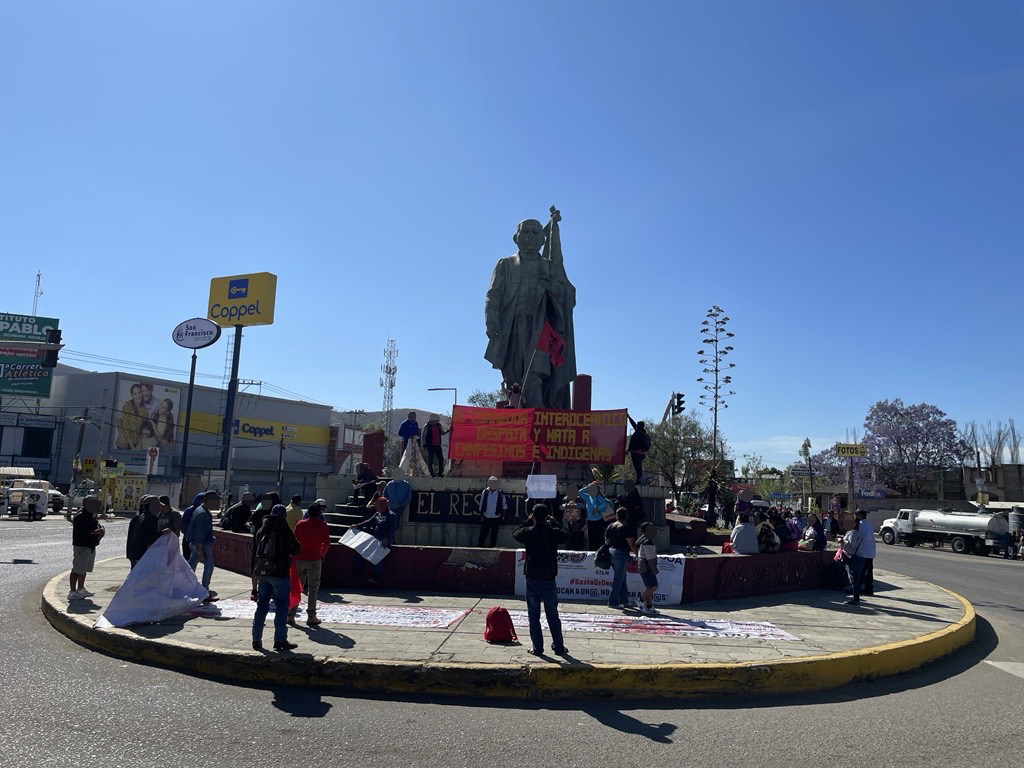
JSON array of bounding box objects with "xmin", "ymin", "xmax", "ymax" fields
[{"xmin": 880, "ymin": 508, "xmax": 1009, "ymax": 555}]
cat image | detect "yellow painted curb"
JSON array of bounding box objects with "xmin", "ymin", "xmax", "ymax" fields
[{"xmin": 41, "ymin": 571, "xmax": 975, "ymax": 700}]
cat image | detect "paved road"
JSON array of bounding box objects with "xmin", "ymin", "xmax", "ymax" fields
[{"xmin": 2, "ymin": 519, "xmax": 1021, "ymax": 768}]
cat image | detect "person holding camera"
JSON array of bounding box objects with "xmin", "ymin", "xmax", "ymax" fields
[{"xmin": 512, "ymin": 504, "xmax": 569, "ymax": 657}]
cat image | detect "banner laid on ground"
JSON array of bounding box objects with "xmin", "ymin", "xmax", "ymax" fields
[
  {"xmin": 513, "ymin": 550, "xmax": 684, "ymax": 607},
  {"xmin": 448, "ymin": 406, "xmax": 627, "ymax": 464},
  {"xmin": 206, "ymin": 600, "xmax": 469, "ymax": 628},
  {"xmin": 507, "ymin": 611, "xmax": 802, "ymax": 641}
]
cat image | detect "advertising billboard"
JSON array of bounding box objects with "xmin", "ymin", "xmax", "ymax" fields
[
  {"xmin": 207, "ymin": 272, "xmax": 277, "ymax": 328},
  {"xmin": 0, "ymin": 344, "xmax": 53, "ymax": 397},
  {"xmin": 0, "ymin": 313, "xmax": 59, "ymax": 342},
  {"xmin": 112, "ymin": 378, "xmax": 182, "ymax": 453}
]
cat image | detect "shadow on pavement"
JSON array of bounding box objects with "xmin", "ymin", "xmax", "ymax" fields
[
  {"xmin": 583, "ymin": 706, "xmax": 676, "ymax": 743},
  {"xmin": 0, "ymin": 559, "xmax": 38, "ymax": 565},
  {"xmin": 271, "ymin": 687, "xmax": 332, "ymax": 718},
  {"xmin": 225, "ymin": 615, "xmax": 999, "ymax": 714},
  {"xmin": 293, "ymin": 625, "xmax": 356, "ymax": 649}
]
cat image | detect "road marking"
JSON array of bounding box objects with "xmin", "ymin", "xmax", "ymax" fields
[
  {"xmin": 984, "ymin": 661, "xmax": 1024, "ymax": 679},
  {"xmin": 3, "ymin": 541, "xmax": 66, "ymax": 550}
]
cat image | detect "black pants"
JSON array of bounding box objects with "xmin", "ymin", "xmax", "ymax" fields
[
  {"xmin": 861, "ymin": 558, "xmax": 874, "ymax": 594},
  {"xmin": 182, "ymin": 539, "xmax": 191, "ymax": 562},
  {"xmin": 588, "ymin": 519, "xmax": 607, "ymax": 551},
  {"xmin": 426, "ymin": 445, "xmax": 444, "ymax": 477},
  {"xmin": 631, "ymin": 453, "xmax": 644, "ymax": 481},
  {"xmin": 478, "ymin": 518, "xmax": 501, "ymax": 548}
]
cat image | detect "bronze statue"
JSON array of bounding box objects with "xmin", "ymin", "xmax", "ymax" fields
[{"xmin": 484, "ymin": 206, "xmax": 576, "ymax": 409}]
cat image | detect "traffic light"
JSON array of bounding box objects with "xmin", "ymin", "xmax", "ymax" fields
[
  {"xmin": 672, "ymin": 392, "xmax": 685, "ymax": 416},
  {"xmin": 41, "ymin": 328, "xmax": 62, "ymax": 368}
]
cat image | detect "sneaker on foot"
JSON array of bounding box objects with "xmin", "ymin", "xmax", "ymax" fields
[
  {"xmin": 844, "ymin": 598, "xmax": 860, "ymax": 605},
  {"xmin": 608, "ymin": 603, "xmax": 623, "ymax": 609},
  {"xmin": 642, "ymin": 605, "xmax": 658, "ymax": 615},
  {"xmin": 79, "ymin": 589, "xmax": 95, "ymax": 597},
  {"xmin": 67, "ymin": 590, "xmax": 84, "ymax": 601},
  {"xmin": 552, "ymin": 646, "xmax": 569, "ymax": 656},
  {"xmin": 306, "ymin": 616, "xmax": 322, "ymax": 626},
  {"xmin": 273, "ymin": 641, "xmax": 298, "ymax": 651},
  {"xmin": 526, "ymin": 648, "xmax": 543, "ymax": 656},
  {"xmin": 252, "ymin": 640, "xmax": 263, "ymax": 650}
]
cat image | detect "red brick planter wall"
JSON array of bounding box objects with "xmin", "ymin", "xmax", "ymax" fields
[{"xmin": 214, "ymin": 532, "xmax": 835, "ymax": 604}]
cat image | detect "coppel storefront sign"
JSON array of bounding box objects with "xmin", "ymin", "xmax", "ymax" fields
[{"xmin": 207, "ymin": 272, "xmax": 277, "ymax": 328}]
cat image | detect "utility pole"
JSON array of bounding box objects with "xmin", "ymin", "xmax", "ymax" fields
[
  {"xmin": 72, "ymin": 408, "xmax": 88, "ymax": 486},
  {"xmin": 277, "ymin": 426, "xmax": 297, "ymax": 494}
]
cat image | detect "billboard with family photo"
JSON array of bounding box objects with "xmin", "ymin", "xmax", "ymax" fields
[{"xmin": 113, "ymin": 378, "xmax": 182, "ymax": 453}]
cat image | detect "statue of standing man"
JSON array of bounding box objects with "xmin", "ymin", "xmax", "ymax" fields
[{"xmin": 484, "ymin": 206, "xmax": 577, "ymax": 409}]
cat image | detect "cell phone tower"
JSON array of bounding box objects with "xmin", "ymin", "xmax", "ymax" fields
[{"xmin": 380, "ymin": 338, "xmax": 397, "ymax": 437}]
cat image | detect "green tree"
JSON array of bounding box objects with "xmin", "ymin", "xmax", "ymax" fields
[
  {"xmin": 467, "ymin": 388, "xmax": 502, "ymax": 407},
  {"xmin": 645, "ymin": 413, "xmax": 719, "ymax": 503}
]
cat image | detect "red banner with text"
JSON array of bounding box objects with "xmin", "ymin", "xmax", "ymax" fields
[{"xmin": 448, "ymin": 406, "xmax": 627, "ymax": 464}]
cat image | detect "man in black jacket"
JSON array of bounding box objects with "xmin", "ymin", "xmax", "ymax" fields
[
  {"xmin": 512, "ymin": 505, "xmax": 569, "ymax": 656},
  {"xmin": 250, "ymin": 505, "xmax": 301, "ymax": 651},
  {"xmin": 126, "ymin": 496, "xmax": 162, "ymax": 569}
]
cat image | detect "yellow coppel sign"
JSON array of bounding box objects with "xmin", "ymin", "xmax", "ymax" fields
[
  {"xmin": 208, "ymin": 272, "xmax": 277, "ymax": 328},
  {"xmin": 190, "ymin": 412, "xmax": 330, "ymax": 447}
]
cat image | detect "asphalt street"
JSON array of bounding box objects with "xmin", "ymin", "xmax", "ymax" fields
[{"xmin": 2, "ymin": 517, "xmax": 1021, "ymax": 768}]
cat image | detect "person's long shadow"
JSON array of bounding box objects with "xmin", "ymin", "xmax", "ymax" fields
[
  {"xmin": 583, "ymin": 706, "xmax": 676, "ymax": 743},
  {"xmin": 294, "ymin": 625, "xmax": 355, "ymax": 649},
  {"xmin": 271, "ymin": 687, "xmax": 332, "ymax": 718}
]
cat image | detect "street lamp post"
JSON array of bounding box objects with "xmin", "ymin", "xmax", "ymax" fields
[{"xmin": 426, "ymin": 387, "xmax": 458, "ymax": 408}]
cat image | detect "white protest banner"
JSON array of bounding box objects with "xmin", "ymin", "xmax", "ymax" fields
[
  {"xmin": 514, "ymin": 549, "xmax": 684, "ymax": 607},
  {"xmin": 525, "ymin": 474, "xmax": 558, "ymax": 499},
  {"xmin": 340, "ymin": 528, "xmax": 390, "ymax": 565}
]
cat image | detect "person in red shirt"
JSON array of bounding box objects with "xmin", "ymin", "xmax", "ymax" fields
[{"xmin": 293, "ymin": 499, "xmax": 333, "ymax": 626}]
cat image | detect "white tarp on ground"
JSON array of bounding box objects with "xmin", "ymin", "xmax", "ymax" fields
[
  {"xmin": 513, "ymin": 550, "xmax": 685, "ymax": 607},
  {"xmin": 507, "ymin": 611, "xmax": 802, "ymax": 641},
  {"xmin": 95, "ymin": 533, "xmax": 208, "ymax": 628}
]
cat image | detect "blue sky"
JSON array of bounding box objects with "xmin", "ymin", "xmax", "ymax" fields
[{"xmin": 2, "ymin": 1, "xmax": 1021, "ymax": 468}]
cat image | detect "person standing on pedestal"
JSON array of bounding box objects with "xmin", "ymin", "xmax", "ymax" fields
[
  {"xmin": 398, "ymin": 412, "xmax": 420, "ymax": 454},
  {"xmin": 581, "ymin": 482, "xmax": 610, "ymax": 551},
  {"xmin": 626, "ymin": 417, "xmax": 651, "ymax": 483},
  {"xmin": 476, "ymin": 476, "xmax": 508, "ymax": 548},
  {"xmin": 422, "ymin": 415, "xmax": 450, "ymax": 478}
]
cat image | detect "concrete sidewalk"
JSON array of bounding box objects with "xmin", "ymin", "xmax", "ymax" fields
[{"xmin": 42, "ymin": 557, "xmax": 974, "ymax": 699}]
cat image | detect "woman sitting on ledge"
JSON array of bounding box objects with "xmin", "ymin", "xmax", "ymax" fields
[
  {"xmin": 754, "ymin": 512, "xmax": 780, "ymax": 554},
  {"xmin": 798, "ymin": 513, "xmax": 827, "ymax": 551}
]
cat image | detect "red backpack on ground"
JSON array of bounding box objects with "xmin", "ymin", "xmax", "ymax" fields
[{"xmin": 483, "ymin": 606, "xmax": 517, "ymax": 644}]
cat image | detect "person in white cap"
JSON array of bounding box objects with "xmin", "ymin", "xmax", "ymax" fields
[{"xmin": 477, "ymin": 476, "xmax": 508, "ymax": 548}]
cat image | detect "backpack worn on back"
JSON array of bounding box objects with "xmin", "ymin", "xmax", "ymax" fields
[
  {"xmin": 253, "ymin": 528, "xmax": 280, "ymax": 576},
  {"xmin": 483, "ymin": 605, "xmax": 517, "ymax": 644}
]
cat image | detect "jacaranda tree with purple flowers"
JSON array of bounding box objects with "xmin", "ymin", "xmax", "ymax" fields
[{"xmin": 862, "ymin": 399, "xmax": 969, "ymax": 498}]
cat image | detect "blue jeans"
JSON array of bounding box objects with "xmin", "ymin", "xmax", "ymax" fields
[
  {"xmin": 608, "ymin": 547, "xmax": 630, "ymax": 607},
  {"xmin": 525, "ymin": 578, "xmax": 564, "ymax": 653},
  {"xmin": 253, "ymin": 576, "xmax": 291, "ymax": 645},
  {"xmin": 845, "ymin": 555, "xmax": 865, "ymax": 602},
  {"xmin": 187, "ymin": 542, "xmax": 214, "ymax": 589}
]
